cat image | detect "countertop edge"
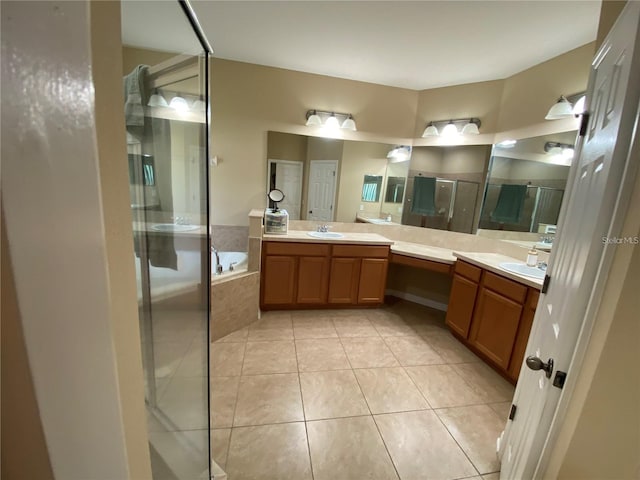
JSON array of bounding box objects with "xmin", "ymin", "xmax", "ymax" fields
[
  {"xmin": 262, "ymin": 231, "xmax": 394, "ymax": 246},
  {"xmin": 390, "ymin": 245, "xmax": 455, "ymax": 264},
  {"xmin": 453, "ymin": 252, "xmax": 543, "ymax": 290}
]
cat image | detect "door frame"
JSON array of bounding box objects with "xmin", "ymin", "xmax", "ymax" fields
[
  {"xmin": 307, "ymin": 160, "xmax": 338, "ymax": 221},
  {"xmin": 267, "ymin": 158, "xmax": 304, "ymax": 219}
]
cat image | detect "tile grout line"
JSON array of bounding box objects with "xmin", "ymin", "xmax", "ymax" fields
[{"xmin": 292, "ymin": 310, "xmax": 316, "ymax": 480}]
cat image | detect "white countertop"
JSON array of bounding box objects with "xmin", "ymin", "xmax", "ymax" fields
[
  {"xmin": 391, "ymin": 241, "xmax": 456, "ymax": 264},
  {"xmin": 453, "ymin": 251, "xmax": 544, "ymax": 289},
  {"xmin": 356, "ymin": 213, "xmax": 401, "ymax": 226},
  {"xmin": 263, "ymin": 230, "xmax": 394, "ymax": 245}
]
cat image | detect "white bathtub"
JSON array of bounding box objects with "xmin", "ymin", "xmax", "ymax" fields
[
  {"xmin": 135, "ymin": 250, "xmax": 249, "ymax": 301},
  {"xmin": 214, "ymin": 251, "xmax": 248, "ymax": 274}
]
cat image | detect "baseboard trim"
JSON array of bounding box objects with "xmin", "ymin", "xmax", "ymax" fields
[{"xmin": 385, "ymin": 289, "xmax": 448, "ymax": 312}]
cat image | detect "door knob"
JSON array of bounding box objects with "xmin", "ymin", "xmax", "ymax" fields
[{"xmin": 526, "ymin": 356, "xmax": 554, "ymax": 378}]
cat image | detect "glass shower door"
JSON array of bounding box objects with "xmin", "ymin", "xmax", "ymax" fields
[{"xmin": 122, "ymin": 2, "xmax": 212, "ymax": 478}]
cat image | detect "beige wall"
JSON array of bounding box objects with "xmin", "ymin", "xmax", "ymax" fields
[
  {"xmin": 92, "ymin": 2, "xmax": 152, "ymax": 478},
  {"xmin": 496, "ymin": 43, "xmax": 594, "ymax": 132},
  {"xmin": 210, "ymin": 58, "xmax": 419, "ymax": 225},
  {"xmin": 1, "ymin": 214, "xmax": 54, "ymax": 479},
  {"xmin": 596, "ymin": 1, "xmax": 628, "ymax": 48},
  {"xmin": 414, "ymin": 80, "xmax": 505, "ymax": 137},
  {"xmin": 267, "ymin": 131, "xmax": 308, "ymax": 162}
]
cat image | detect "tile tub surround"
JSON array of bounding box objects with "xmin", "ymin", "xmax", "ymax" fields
[
  {"xmin": 211, "ymin": 271, "xmax": 260, "ymax": 342},
  {"xmin": 210, "ymin": 300, "xmax": 513, "ymax": 479},
  {"xmin": 211, "ymin": 225, "xmax": 249, "ymax": 252}
]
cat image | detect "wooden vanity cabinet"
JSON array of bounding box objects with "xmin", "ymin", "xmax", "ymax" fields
[
  {"xmin": 445, "ymin": 261, "xmax": 482, "ymax": 337},
  {"xmin": 508, "ymin": 289, "xmax": 539, "ymax": 379},
  {"xmin": 469, "ymin": 272, "xmax": 527, "ymax": 370},
  {"xmin": 446, "ymin": 259, "xmax": 540, "ymax": 383},
  {"xmin": 261, "ymin": 241, "xmax": 389, "ymax": 309}
]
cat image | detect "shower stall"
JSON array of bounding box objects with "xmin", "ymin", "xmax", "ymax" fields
[{"xmin": 121, "ymin": 2, "xmax": 214, "ymax": 478}]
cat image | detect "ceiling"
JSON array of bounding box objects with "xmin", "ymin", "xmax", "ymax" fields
[{"xmin": 122, "ymin": 0, "xmax": 601, "ymax": 91}]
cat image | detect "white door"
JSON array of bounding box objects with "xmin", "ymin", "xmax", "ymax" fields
[
  {"xmin": 268, "ymin": 159, "xmax": 303, "ymax": 220},
  {"xmin": 499, "ymin": 4, "xmax": 640, "ymax": 479},
  {"xmin": 307, "ymin": 160, "xmax": 337, "ymax": 221}
]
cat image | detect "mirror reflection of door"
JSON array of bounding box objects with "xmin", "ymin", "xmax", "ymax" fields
[
  {"xmin": 307, "ymin": 160, "xmax": 337, "ymax": 221},
  {"xmin": 268, "ymin": 159, "xmax": 302, "ymax": 219}
]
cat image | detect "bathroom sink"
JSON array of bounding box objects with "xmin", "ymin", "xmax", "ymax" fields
[
  {"xmin": 499, "ymin": 262, "xmax": 545, "ymax": 280},
  {"xmin": 151, "ymin": 223, "xmax": 200, "ymax": 232},
  {"xmin": 307, "ymin": 231, "xmax": 345, "ymax": 239}
]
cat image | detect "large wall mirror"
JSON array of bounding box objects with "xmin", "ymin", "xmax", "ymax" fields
[
  {"xmin": 478, "ymin": 130, "xmax": 577, "ymax": 247},
  {"xmin": 267, "ymin": 131, "xmax": 492, "ymax": 233}
]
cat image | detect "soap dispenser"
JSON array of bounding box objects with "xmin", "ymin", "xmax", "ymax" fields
[{"xmin": 526, "ymin": 245, "xmax": 539, "ymax": 267}]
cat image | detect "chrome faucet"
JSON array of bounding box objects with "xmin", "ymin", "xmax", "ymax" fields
[
  {"xmin": 211, "ymin": 244, "xmax": 223, "ymax": 274},
  {"xmin": 316, "ymin": 224, "xmax": 329, "ymax": 233}
]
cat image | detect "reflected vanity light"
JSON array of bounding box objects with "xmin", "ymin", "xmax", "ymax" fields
[
  {"xmin": 148, "ymin": 93, "xmax": 169, "ymax": 107},
  {"xmin": 169, "ymin": 95, "xmax": 189, "ymax": 112},
  {"xmin": 544, "ymin": 141, "xmax": 574, "ymax": 165},
  {"xmin": 422, "ymin": 118, "xmax": 481, "ymax": 137},
  {"xmin": 496, "ymin": 139, "xmax": 517, "ymax": 148},
  {"xmin": 387, "ymin": 146, "xmax": 411, "ymax": 163},
  {"xmin": 305, "ymin": 110, "xmax": 357, "ymax": 131}
]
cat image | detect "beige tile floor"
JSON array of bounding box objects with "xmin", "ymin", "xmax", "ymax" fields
[{"xmin": 211, "ymin": 300, "xmax": 515, "ymax": 480}]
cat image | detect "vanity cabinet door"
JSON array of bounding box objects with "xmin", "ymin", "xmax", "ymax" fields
[
  {"xmin": 262, "ymin": 255, "xmax": 296, "ymax": 305},
  {"xmin": 297, "ymin": 256, "xmax": 330, "ymax": 304},
  {"xmin": 469, "ymin": 288, "xmax": 523, "ymax": 370},
  {"xmin": 358, "ymin": 258, "xmax": 388, "ymax": 304},
  {"xmin": 508, "ymin": 288, "xmax": 539, "ymax": 380},
  {"xmin": 327, "ymin": 258, "xmax": 360, "ymax": 304},
  {"xmin": 445, "ymin": 274, "xmax": 479, "ymax": 338}
]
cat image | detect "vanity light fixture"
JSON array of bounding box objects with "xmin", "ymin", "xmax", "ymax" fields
[
  {"xmin": 305, "ymin": 110, "xmax": 357, "ymax": 131},
  {"xmin": 305, "ymin": 110, "xmax": 322, "ymax": 126},
  {"xmin": 545, "ymin": 96, "xmax": 573, "ymax": 120},
  {"xmin": 341, "ymin": 114, "xmax": 357, "ymax": 131},
  {"xmin": 441, "ymin": 121, "xmax": 459, "ymax": 137},
  {"xmin": 421, "ymin": 118, "xmax": 481, "ymax": 137},
  {"xmin": 545, "ymin": 93, "xmax": 587, "ymax": 120},
  {"xmin": 422, "ymin": 122, "xmax": 439, "ymax": 137},
  {"xmin": 325, "ymin": 113, "xmax": 340, "ymax": 129}
]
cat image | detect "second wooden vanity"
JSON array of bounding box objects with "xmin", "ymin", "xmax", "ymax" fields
[
  {"xmin": 446, "ymin": 257, "xmax": 541, "ymax": 383},
  {"xmin": 261, "ymin": 238, "xmax": 390, "ymax": 310}
]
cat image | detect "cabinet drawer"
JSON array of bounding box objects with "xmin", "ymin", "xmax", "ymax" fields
[
  {"xmin": 483, "ymin": 272, "xmax": 527, "ymax": 304},
  {"xmin": 264, "ymin": 241, "xmax": 330, "ymax": 256},
  {"xmin": 332, "ymin": 245, "xmax": 389, "ymax": 258},
  {"xmin": 389, "ymin": 253, "xmax": 452, "ymax": 275},
  {"xmin": 454, "ymin": 260, "xmax": 482, "ymax": 282}
]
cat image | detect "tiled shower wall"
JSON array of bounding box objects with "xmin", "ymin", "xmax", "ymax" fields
[{"xmin": 211, "ymin": 225, "xmax": 249, "ymax": 252}]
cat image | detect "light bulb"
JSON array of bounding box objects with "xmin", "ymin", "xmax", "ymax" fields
[
  {"xmin": 545, "ymin": 95, "xmax": 574, "ymax": 120},
  {"xmin": 461, "ymin": 120, "xmax": 480, "ymax": 135},
  {"xmin": 306, "ymin": 110, "xmax": 322, "ymax": 126},
  {"xmin": 422, "ymin": 123, "xmax": 439, "ymax": 137},
  {"xmin": 441, "ymin": 121, "xmax": 459, "ymax": 137},
  {"xmin": 325, "ymin": 113, "xmax": 340, "ymax": 129},
  {"xmin": 341, "ymin": 115, "xmax": 357, "ymax": 131}
]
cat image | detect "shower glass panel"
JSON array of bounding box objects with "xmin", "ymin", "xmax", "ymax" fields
[
  {"xmin": 450, "ymin": 181, "xmax": 480, "ymax": 233},
  {"xmin": 424, "ymin": 179, "xmax": 455, "ymax": 229},
  {"xmin": 121, "ymin": 2, "xmax": 211, "ymax": 478}
]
